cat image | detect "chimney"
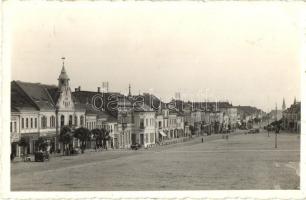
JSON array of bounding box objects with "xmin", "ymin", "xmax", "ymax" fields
[
  {"xmin": 78, "ymin": 86, "xmax": 81, "ymax": 91},
  {"xmin": 98, "ymin": 87, "xmax": 101, "ymax": 93}
]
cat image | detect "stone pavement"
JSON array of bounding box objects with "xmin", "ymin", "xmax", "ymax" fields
[{"xmin": 11, "ymin": 130, "xmax": 300, "ymax": 191}]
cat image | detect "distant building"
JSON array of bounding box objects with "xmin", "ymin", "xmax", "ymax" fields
[{"xmin": 282, "ymin": 101, "xmax": 301, "ymax": 133}]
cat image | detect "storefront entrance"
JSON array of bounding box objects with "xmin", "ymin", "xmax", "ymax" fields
[{"xmin": 140, "ymin": 134, "xmax": 144, "ymax": 145}]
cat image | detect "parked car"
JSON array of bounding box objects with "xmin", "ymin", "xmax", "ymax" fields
[
  {"xmin": 34, "ymin": 151, "xmax": 50, "ymax": 162},
  {"xmin": 248, "ymin": 129, "xmax": 256, "ymax": 134},
  {"xmin": 71, "ymin": 148, "xmax": 81, "ymax": 155},
  {"xmin": 131, "ymin": 143, "xmax": 141, "ymax": 150}
]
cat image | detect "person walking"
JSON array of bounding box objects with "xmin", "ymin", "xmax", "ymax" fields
[{"xmin": 201, "ymin": 138, "xmax": 204, "ymax": 143}]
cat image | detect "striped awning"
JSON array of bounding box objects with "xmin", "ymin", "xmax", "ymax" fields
[{"xmin": 159, "ymin": 130, "xmax": 167, "ymax": 137}]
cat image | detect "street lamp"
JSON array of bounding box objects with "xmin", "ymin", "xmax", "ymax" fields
[
  {"xmin": 275, "ymin": 103, "xmax": 278, "ymax": 148},
  {"xmin": 55, "ymin": 105, "xmax": 59, "ymax": 152},
  {"xmin": 120, "ymin": 111, "xmax": 127, "ymax": 148}
]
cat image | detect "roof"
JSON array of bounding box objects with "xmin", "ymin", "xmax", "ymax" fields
[
  {"xmin": 11, "ymin": 81, "xmax": 38, "ymax": 112},
  {"xmin": 46, "ymin": 87, "xmax": 61, "ymax": 104},
  {"xmin": 283, "ymin": 102, "xmax": 301, "ymax": 114},
  {"xmin": 234, "ymin": 105, "xmax": 262, "ymax": 116},
  {"xmin": 97, "ymin": 111, "xmax": 117, "ymax": 123},
  {"xmin": 58, "ymin": 66, "xmax": 69, "ymax": 80},
  {"xmin": 12, "ymin": 80, "xmax": 86, "ymax": 112},
  {"xmin": 169, "ymin": 109, "xmax": 184, "ymax": 116},
  {"xmin": 13, "ymin": 81, "xmax": 56, "ymax": 111},
  {"xmin": 72, "ymin": 90, "xmax": 118, "ymax": 117}
]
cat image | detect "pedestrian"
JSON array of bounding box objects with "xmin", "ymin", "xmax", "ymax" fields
[{"xmin": 202, "ymin": 138, "xmax": 204, "ymax": 143}]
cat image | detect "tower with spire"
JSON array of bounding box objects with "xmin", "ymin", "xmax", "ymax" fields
[
  {"xmin": 56, "ymin": 57, "xmax": 74, "ymax": 111},
  {"xmin": 58, "ymin": 57, "xmax": 70, "ymax": 89},
  {"xmin": 282, "ymin": 98, "xmax": 286, "ymax": 111}
]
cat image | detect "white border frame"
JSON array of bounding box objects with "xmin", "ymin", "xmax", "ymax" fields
[{"xmin": 1, "ymin": 1, "xmax": 306, "ymax": 199}]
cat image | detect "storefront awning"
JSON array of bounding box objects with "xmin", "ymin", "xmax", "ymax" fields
[{"xmin": 159, "ymin": 130, "xmax": 167, "ymax": 137}]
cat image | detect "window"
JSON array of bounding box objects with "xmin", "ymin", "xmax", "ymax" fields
[
  {"xmin": 22, "ymin": 118, "xmax": 24, "ymax": 129},
  {"xmin": 41, "ymin": 116, "xmax": 47, "ymax": 129},
  {"xmin": 69, "ymin": 115, "xmax": 73, "ymax": 126},
  {"xmin": 80, "ymin": 116, "xmax": 84, "ymax": 126},
  {"xmin": 146, "ymin": 119, "xmax": 148, "ymax": 127},
  {"xmin": 26, "ymin": 118, "xmax": 28, "ymax": 128},
  {"xmin": 74, "ymin": 115, "xmax": 78, "ymax": 126},
  {"xmin": 10, "ymin": 122, "xmax": 12, "ymax": 132},
  {"xmin": 50, "ymin": 116, "xmax": 55, "ymax": 128},
  {"xmin": 60, "ymin": 115, "xmax": 65, "ymax": 127},
  {"xmin": 150, "ymin": 132, "xmax": 154, "ymax": 143},
  {"xmin": 31, "ymin": 118, "xmax": 33, "ymax": 128},
  {"xmin": 35, "ymin": 118, "xmax": 37, "ymax": 128},
  {"xmin": 140, "ymin": 119, "xmax": 144, "ymax": 129},
  {"xmin": 14, "ymin": 122, "xmax": 17, "ymax": 132}
]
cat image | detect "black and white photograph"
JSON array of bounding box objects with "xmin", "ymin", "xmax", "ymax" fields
[{"xmin": 1, "ymin": 0, "xmax": 306, "ymax": 199}]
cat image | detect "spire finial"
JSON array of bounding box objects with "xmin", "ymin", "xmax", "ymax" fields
[
  {"xmin": 128, "ymin": 83, "xmax": 131, "ymax": 96},
  {"xmin": 282, "ymin": 97, "xmax": 286, "ymax": 110},
  {"xmin": 61, "ymin": 57, "xmax": 65, "ymax": 67}
]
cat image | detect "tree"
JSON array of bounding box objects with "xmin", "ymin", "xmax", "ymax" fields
[
  {"xmin": 18, "ymin": 137, "xmax": 28, "ymax": 161},
  {"xmin": 91, "ymin": 128, "xmax": 103, "ymax": 149},
  {"xmin": 189, "ymin": 125, "xmax": 195, "ymax": 135},
  {"xmin": 59, "ymin": 126, "xmax": 73, "ymax": 155},
  {"xmin": 74, "ymin": 127, "xmax": 90, "ymax": 153}
]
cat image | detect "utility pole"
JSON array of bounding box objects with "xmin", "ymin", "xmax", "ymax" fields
[
  {"xmin": 267, "ymin": 108, "xmax": 270, "ymax": 137},
  {"xmin": 275, "ymin": 103, "xmax": 278, "ymax": 148}
]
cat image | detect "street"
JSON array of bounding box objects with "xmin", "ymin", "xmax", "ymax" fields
[{"xmin": 11, "ymin": 131, "xmax": 300, "ymax": 191}]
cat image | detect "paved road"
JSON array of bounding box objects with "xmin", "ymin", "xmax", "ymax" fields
[{"xmin": 11, "ymin": 131, "xmax": 300, "ymax": 191}]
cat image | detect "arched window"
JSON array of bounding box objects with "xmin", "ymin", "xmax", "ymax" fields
[
  {"xmin": 50, "ymin": 116, "xmax": 55, "ymax": 128},
  {"xmin": 69, "ymin": 115, "xmax": 73, "ymax": 126},
  {"xmin": 53, "ymin": 116, "xmax": 55, "ymax": 127},
  {"xmin": 41, "ymin": 116, "xmax": 47, "ymax": 129},
  {"xmin": 60, "ymin": 115, "xmax": 65, "ymax": 127},
  {"xmin": 80, "ymin": 116, "xmax": 84, "ymax": 126},
  {"xmin": 74, "ymin": 115, "xmax": 78, "ymax": 126},
  {"xmin": 50, "ymin": 116, "xmax": 52, "ymax": 127}
]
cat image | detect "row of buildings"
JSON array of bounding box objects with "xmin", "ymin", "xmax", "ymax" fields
[
  {"xmin": 282, "ymin": 99, "xmax": 301, "ymax": 133},
  {"xmin": 10, "ymin": 63, "xmax": 261, "ymax": 157}
]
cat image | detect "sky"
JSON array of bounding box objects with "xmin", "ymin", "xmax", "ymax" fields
[{"xmin": 7, "ymin": 1, "xmax": 304, "ymax": 112}]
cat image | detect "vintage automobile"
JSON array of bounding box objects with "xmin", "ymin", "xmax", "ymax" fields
[
  {"xmin": 71, "ymin": 148, "xmax": 81, "ymax": 155},
  {"xmin": 34, "ymin": 151, "xmax": 50, "ymax": 162},
  {"xmin": 131, "ymin": 143, "xmax": 141, "ymax": 150}
]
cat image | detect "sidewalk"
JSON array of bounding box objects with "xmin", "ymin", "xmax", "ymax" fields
[{"xmin": 11, "ymin": 130, "xmax": 246, "ymax": 163}]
